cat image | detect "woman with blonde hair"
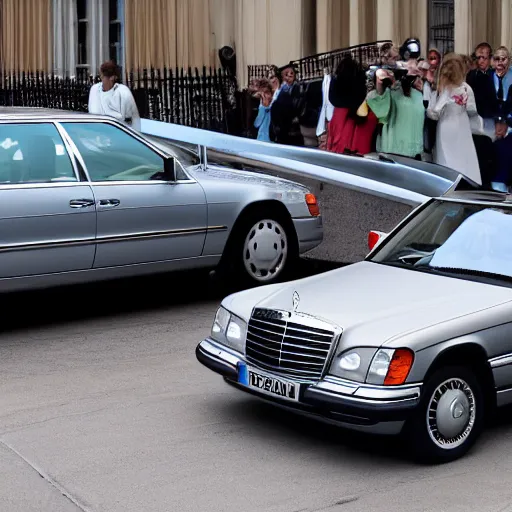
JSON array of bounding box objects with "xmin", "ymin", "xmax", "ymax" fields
[{"xmin": 427, "ymin": 53, "xmax": 482, "ymax": 184}]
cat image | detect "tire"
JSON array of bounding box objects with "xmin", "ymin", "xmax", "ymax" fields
[
  {"xmin": 220, "ymin": 210, "xmax": 298, "ymax": 288},
  {"xmin": 403, "ymin": 365, "xmax": 485, "ymax": 464}
]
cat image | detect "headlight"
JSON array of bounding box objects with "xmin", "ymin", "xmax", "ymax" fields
[
  {"xmin": 211, "ymin": 306, "xmax": 247, "ymax": 353},
  {"xmin": 329, "ymin": 348, "xmax": 378, "ymax": 383},
  {"xmin": 366, "ymin": 348, "xmax": 414, "ymax": 386}
]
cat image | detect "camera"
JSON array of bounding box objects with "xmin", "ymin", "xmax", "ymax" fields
[
  {"xmin": 399, "ymin": 38, "xmax": 421, "ymax": 61},
  {"xmin": 381, "ymin": 77, "xmax": 393, "ymax": 90}
]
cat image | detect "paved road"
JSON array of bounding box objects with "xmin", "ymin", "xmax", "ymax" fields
[{"xmin": 0, "ymin": 263, "xmax": 512, "ymax": 512}]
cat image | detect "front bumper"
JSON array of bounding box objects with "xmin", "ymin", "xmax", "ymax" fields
[
  {"xmin": 292, "ymin": 215, "xmax": 323, "ymax": 253},
  {"xmin": 196, "ymin": 339, "xmax": 422, "ymax": 435}
]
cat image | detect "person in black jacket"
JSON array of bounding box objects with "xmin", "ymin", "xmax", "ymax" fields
[
  {"xmin": 466, "ymin": 42, "xmax": 499, "ymax": 189},
  {"xmin": 269, "ymin": 64, "xmax": 304, "ymax": 146},
  {"xmin": 326, "ymin": 55, "xmax": 377, "ymax": 155}
]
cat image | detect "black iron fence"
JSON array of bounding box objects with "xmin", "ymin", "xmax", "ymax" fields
[
  {"xmin": 247, "ymin": 40, "xmax": 392, "ymax": 85},
  {"xmin": 0, "ymin": 66, "xmax": 238, "ymax": 133},
  {"xmin": 0, "ymin": 42, "xmax": 393, "ymax": 137}
]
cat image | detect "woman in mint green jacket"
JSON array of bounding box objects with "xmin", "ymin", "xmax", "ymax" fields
[{"xmin": 367, "ymin": 68, "xmax": 425, "ymax": 158}]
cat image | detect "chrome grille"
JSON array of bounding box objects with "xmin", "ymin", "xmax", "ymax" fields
[{"xmin": 245, "ymin": 308, "xmax": 336, "ymax": 380}]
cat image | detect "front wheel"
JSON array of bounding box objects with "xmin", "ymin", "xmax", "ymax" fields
[{"xmin": 404, "ymin": 366, "xmax": 485, "ymax": 463}]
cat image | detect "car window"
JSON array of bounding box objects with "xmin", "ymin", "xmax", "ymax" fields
[
  {"xmin": 370, "ymin": 199, "xmax": 512, "ymax": 285},
  {"xmin": 62, "ymin": 122, "xmax": 166, "ymax": 182},
  {"xmin": 0, "ymin": 123, "xmax": 76, "ymax": 184}
]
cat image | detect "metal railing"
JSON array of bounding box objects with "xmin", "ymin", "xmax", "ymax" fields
[
  {"xmin": 0, "ymin": 66, "xmax": 238, "ymax": 134},
  {"xmin": 247, "ymin": 40, "xmax": 392, "ymax": 85}
]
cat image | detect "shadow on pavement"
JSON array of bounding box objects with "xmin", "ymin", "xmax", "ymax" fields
[
  {"xmin": 210, "ymin": 394, "xmax": 409, "ymax": 465},
  {"xmin": 211, "ymin": 391, "xmax": 512, "ymax": 466},
  {"xmin": 0, "ymin": 258, "xmax": 344, "ymax": 333}
]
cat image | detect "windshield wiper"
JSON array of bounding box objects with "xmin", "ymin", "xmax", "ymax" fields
[
  {"xmin": 396, "ymin": 253, "xmax": 429, "ymax": 265},
  {"xmin": 416, "ymin": 266, "xmax": 512, "ymax": 284}
]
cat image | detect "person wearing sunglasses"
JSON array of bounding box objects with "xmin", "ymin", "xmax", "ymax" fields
[
  {"xmin": 490, "ymin": 47, "xmax": 512, "ymax": 192},
  {"xmin": 466, "ymin": 43, "xmax": 500, "ymax": 190},
  {"xmin": 475, "ymin": 42, "xmax": 493, "ymax": 73}
]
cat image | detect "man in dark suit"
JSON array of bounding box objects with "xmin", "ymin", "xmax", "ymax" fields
[
  {"xmin": 466, "ymin": 42, "xmax": 499, "ymax": 189},
  {"xmin": 270, "ymin": 64, "xmax": 304, "ymax": 146}
]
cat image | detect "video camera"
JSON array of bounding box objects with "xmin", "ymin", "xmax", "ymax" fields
[{"xmin": 367, "ymin": 38, "xmax": 422, "ymax": 90}]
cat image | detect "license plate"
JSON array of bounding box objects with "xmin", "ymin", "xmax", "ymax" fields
[{"xmin": 238, "ymin": 362, "xmax": 300, "ymax": 402}]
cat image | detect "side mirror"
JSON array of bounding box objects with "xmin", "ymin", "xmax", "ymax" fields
[
  {"xmin": 368, "ymin": 230, "xmax": 387, "ymax": 251},
  {"xmin": 163, "ymin": 157, "xmax": 176, "ymax": 181}
]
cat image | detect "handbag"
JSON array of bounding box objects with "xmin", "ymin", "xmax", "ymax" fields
[{"xmin": 356, "ymin": 100, "xmax": 369, "ymax": 117}]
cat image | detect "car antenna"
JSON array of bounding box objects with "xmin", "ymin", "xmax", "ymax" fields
[{"xmin": 202, "ymin": 145, "xmax": 208, "ymax": 171}]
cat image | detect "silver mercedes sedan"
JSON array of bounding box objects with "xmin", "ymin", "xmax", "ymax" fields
[
  {"xmin": 197, "ymin": 189, "xmax": 512, "ymax": 463},
  {"xmin": 0, "ymin": 108, "xmax": 323, "ymax": 293}
]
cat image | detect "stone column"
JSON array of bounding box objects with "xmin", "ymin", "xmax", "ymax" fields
[
  {"xmin": 414, "ymin": 0, "xmax": 428, "ymax": 54},
  {"xmin": 376, "ymin": 0, "xmax": 395, "ymax": 41},
  {"xmin": 454, "ymin": 0, "xmax": 471, "ymax": 54},
  {"xmin": 316, "ymin": 0, "xmax": 350, "ymax": 54},
  {"xmin": 235, "ymin": 0, "xmax": 315, "ymax": 87},
  {"xmin": 360, "ymin": 0, "xmax": 377, "ymax": 43},
  {"xmin": 210, "ymin": 0, "xmax": 236, "ymax": 62},
  {"xmin": 350, "ymin": 0, "xmax": 360, "ymax": 46},
  {"xmin": 501, "ymin": 0, "xmax": 512, "ymax": 47}
]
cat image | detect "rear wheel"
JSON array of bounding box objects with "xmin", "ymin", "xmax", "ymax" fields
[
  {"xmin": 404, "ymin": 366, "xmax": 485, "ymax": 463},
  {"xmin": 242, "ymin": 218, "xmax": 289, "ymax": 282},
  {"xmin": 220, "ymin": 210, "xmax": 298, "ymax": 287}
]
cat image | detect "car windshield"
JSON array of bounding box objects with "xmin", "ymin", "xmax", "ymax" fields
[
  {"xmin": 369, "ymin": 199, "xmax": 512, "ymax": 287},
  {"xmin": 143, "ymin": 135, "xmax": 240, "ymax": 170},
  {"xmin": 143, "ymin": 135, "xmax": 200, "ymax": 168}
]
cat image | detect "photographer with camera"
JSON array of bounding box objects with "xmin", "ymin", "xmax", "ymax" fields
[
  {"xmin": 249, "ymin": 78, "xmax": 274, "ymax": 142},
  {"xmin": 366, "ymin": 55, "xmax": 425, "ymax": 159}
]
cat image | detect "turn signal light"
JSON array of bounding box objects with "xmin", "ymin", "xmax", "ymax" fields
[
  {"xmin": 305, "ymin": 193, "xmax": 320, "ymax": 217},
  {"xmin": 368, "ymin": 230, "xmax": 382, "ymax": 251},
  {"xmin": 384, "ymin": 349, "xmax": 414, "ymax": 386}
]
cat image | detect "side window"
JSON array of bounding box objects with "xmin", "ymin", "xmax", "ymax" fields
[
  {"xmin": 62, "ymin": 122, "xmax": 165, "ymax": 182},
  {"xmin": 0, "ymin": 123, "xmax": 76, "ymax": 184}
]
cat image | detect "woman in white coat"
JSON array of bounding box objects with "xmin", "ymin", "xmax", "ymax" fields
[
  {"xmin": 427, "ymin": 53, "xmax": 482, "ymax": 185},
  {"xmin": 88, "ymin": 61, "xmax": 141, "ymax": 132}
]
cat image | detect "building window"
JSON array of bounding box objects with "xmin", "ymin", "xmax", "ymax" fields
[
  {"xmin": 77, "ymin": 0, "xmax": 89, "ymax": 71},
  {"xmin": 428, "ymin": 0, "xmax": 454, "ymax": 55},
  {"xmin": 74, "ymin": 0, "xmax": 124, "ymax": 77},
  {"xmin": 109, "ymin": 0, "xmax": 124, "ymax": 71}
]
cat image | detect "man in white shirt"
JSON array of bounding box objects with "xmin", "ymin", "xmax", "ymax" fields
[{"xmin": 88, "ymin": 61, "xmax": 141, "ymax": 132}]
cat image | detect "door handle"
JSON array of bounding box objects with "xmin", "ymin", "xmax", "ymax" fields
[
  {"xmin": 70, "ymin": 199, "xmax": 95, "ymax": 208},
  {"xmin": 98, "ymin": 199, "xmax": 121, "ymax": 207}
]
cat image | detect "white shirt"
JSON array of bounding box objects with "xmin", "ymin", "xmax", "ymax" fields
[
  {"xmin": 316, "ymin": 71, "xmax": 334, "ymax": 137},
  {"xmin": 88, "ymin": 82, "xmax": 141, "ymax": 131}
]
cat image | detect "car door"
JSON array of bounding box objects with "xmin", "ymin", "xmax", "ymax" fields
[
  {"xmin": 61, "ymin": 121, "xmax": 208, "ymax": 269},
  {"xmin": 0, "ymin": 121, "xmax": 96, "ymax": 279}
]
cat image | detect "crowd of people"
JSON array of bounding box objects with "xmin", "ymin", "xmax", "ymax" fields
[{"xmin": 249, "ymin": 39, "xmax": 512, "ymax": 192}]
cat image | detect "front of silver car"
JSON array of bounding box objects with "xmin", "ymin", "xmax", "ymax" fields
[
  {"xmin": 197, "ymin": 194, "xmax": 512, "ymax": 441},
  {"xmin": 187, "ymin": 163, "xmax": 324, "ymax": 255},
  {"xmin": 196, "ymin": 258, "xmax": 512, "ymax": 436}
]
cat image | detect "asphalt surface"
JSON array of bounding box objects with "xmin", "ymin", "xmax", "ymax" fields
[{"xmin": 1, "ymin": 261, "xmax": 512, "ymax": 512}]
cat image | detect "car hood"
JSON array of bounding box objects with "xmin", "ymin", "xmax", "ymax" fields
[
  {"xmin": 188, "ymin": 165, "xmax": 309, "ymax": 194},
  {"xmin": 224, "ymin": 261, "xmax": 512, "ymax": 351}
]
